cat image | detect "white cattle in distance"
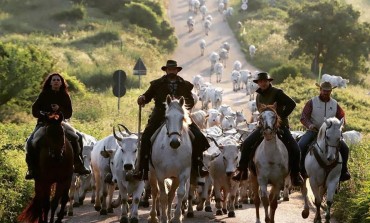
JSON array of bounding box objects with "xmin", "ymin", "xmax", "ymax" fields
[
  {"xmin": 321, "ymin": 74, "xmax": 349, "ymax": 88},
  {"xmin": 199, "ymin": 39, "xmax": 206, "ymax": 56},
  {"xmin": 214, "ymin": 61, "xmax": 224, "ymax": 83},
  {"xmin": 219, "ymin": 48, "xmax": 229, "ymax": 68},
  {"xmin": 342, "ymin": 130, "xmax": 362, "ymax": 145},
  {"xmin": 235, "ymin": 110, "xmax": 247, "ymax": 126},
  {"xmin": 231, "ymin": 70, "xmax": 241, "ymax": 92},
  {"xmin": 192, "ymin": 0, "xmax": 201, "ymax": 14},
  {"xmin": 192, "ymin": 74, "xmax": 205, "ymax": 94},
  {"xmin": 204, "ymin": 19, "xmax": 212, "ymax": 36},
  {"xmin": 245, "ymin": 80, "xmax": 258, "ymax": 100},
  {"xmin": 239, "ymin": 69, "xmax": 252, "ymax": 89},
  {"xmin": 192, "ymin": 91, "xmax": 199, "ymax": 108},
  {"xmin": 249, "ymin": 45, "xmax": 256, "ymax": 59},
  {"xmin": 200, "ymin": 5, "xmax": 207, "ymax": 20},
  {"xmin": 211, "ymin": 87, "xmax": 223, "ymax": 109},
  {"xmin": 209, "ymin": 52, "xmax": 219, "ymax": 73},
  {"xmin": 233, "ymin": 60, "xmax": 242, "ymax": 71},
  {"xmin": 191, "ymin": 110, "xmax": 208, "ymax": 130},
  {"xmin": 218, "ymin": 2, "xmax": 225, "ymax": 13},
  {"xmin": 199, "ymin": 85, "xmax": 214, "ymax": 110},
  {"xmin": 223, "ymin": 7, "xmax": 233, "ymax": 21},
  {"xmin": 205, "ymin": 14, "xmax": 213, "ymax": 22},
  {"xmin": 218, "ymin": 104, "xmax": 236, "ymax": 123},
  {"xmin": 246, "ymin": 99, "xmax": 257, "ymax": 114},
  {"xmin": 207, "ymin": 109, "xmax": 222, "ymax": 128},
  {"xmin": 221, "ymin": 41, "xmax": 230, "ymax": 52},
  {"xmin": 111, "ymin": 133, "xmax": 145, "ymax": 223},
  {"xmin": 187, "ymin": 16, "xmax": 195, "ymax": 33}
]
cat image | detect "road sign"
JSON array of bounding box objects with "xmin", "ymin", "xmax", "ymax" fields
[
  {"xmin": 113, "ymin": 85, "xmax": 126, "ymax": 97},
  {"xmin": 133, "ymin": 58, "xmax": 147, "ymax": 75},
  {"xmin": 112, "ymin": 70, "xmax": 126, "ymax": 98},
  {"xmin": 113, "ymin": 70, "xmax": 127, "ymax": 82}
]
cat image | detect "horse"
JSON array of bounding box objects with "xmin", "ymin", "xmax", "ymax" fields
[
  {"xmin": 18, "ymin": 112, "xmax": 74, "ymax": 223},
  {"xmin": 249, "ymin": 103, "xmax": 289, "ymax": 223},
  {"xmin": 301, "ymin": 117, "xmax": 344, "ymax": 223},
  {"xmin": 148, "ymin": 95, "xmax": 193, "ymax": 223}
]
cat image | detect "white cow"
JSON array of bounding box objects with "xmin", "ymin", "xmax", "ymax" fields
[
  {"xmin": 199, "ymin": 85, "xmax": 214, "ymax": 110},
  {"xmin": 218, "ymin": 104, "xmax": 236, "ymax": 121},
  {"xmin": 239, "ymin": 69, "xmax": 252, "ymax": 89},
  {"xmin": 205, "ymin": 14, "xmax": 213, "ymax": 22},
  {"xmin": 200, "ymin": 5, "xmax": 207, "ymax": 20},
  {"xmin": 211, "ymin": 87, "xmax": 223, "ymax": 109},
  {"xmin": 214, "ymin": 61, "xmax": 224, "ymax": 83},
  {"xmin": 204, "ymin": 19, "xmax": 212, "ymax": 36},
  {"xmin": 321, "ymin": 74, "xmax": 349, "ymax": 88},
  {"xmin": 245, "ymin": 80, "xmax": 258, "ymax": 100},
  {"xmin": 235, "ymin": 110, "xmax": 247, "ymax": 126},
  {"xmin": 111, "ymin": 133, "xmax": 145, "ymax": 223},
  {"xmin": 342, "ymin": 130, "xmax": 362, "ymax": 145},
  {"xmin": 207, "ymin": 108, "xmax": 222, "ymax": 127},
  {"xmin": 209, "ymin": 52, "xmax": 219, "ymax": 74},
  {"xmin": 222, "ymin": 7, "xmax": 233, "ymax": 21},
  {"xmin": 231, "ymin": 70, "xmax": 241, "ymax": 92},
  {"xmin": 187, "ymin": 16, "xmax": 195, "ymax": 33},
  {"xmin": 209, "ymin": 136, "xmax": 241, "ymax": 217},
  {"xmin": 221, "ymin": 41, "xmax": 230, "ymax": 52},
  {"xmin": 199, "ymin": 39, "xmax": 206, "ymax": 56},
  {"xmin": 233, "ymin": 60, "xmax": 242, "ymax": 71},
  {"xmin": 249, "ymin": 45, "xmax": 256, "ymax": 59},
  {"xmin": 219, "ymin": 48, "xmax": 229, "ymax": 68},
  {"xmin": 91, "ymin": 131, "xmax": 127, "ymax": 215},
  {"xmin": 192, "ymin": 74, "xmax": 205, "ymax": 94},
  {"xmin": 221, "ymin": 115, "xmax": 236, "ymax": 131},
  {"xmin": 191, "ymin": 110, "xmax": 208, "ymax": 129}
]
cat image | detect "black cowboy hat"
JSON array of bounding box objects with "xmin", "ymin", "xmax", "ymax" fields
[
  {"xmin": 161, "ymin": 60, "xmax": 183, "ymax": 72},
  {"xmin": 315, "ymin": 81, "xmax": 337, "ymax": 90},
  {"xmin": 253, "ymin": 72, "xmax": 274, "ymax": 83}
]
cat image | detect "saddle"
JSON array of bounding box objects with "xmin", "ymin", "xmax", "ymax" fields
[{"xmin": 32, "ymin": 122, "xmax": 78, "ymax": 148}]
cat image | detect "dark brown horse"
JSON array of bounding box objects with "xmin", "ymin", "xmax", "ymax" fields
[{"xmin": 18, "ymin": 112, "xmax": 74, "ymax": 223}]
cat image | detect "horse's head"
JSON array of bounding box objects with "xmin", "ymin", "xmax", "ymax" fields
[
  {"xmin": 258, "ymin": 103, "xmax": 281, "ymax": 140},
  {"xmin": 317, "ymin": 117, "xmax": 344, "ymax": 163},
  {"xmin": 165, "ymin": 95, "xmax": 191, "ymax": 149},
  {"xmin": 44, "ymin": 112, "xmax": 66, "ymax": 160}
]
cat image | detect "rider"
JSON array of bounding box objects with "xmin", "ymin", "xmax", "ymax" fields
[
  {"xmin": 232, "ymin": 72, "xmax": 304, "ymax": 187},
  {"xmin": 132, "ymin": 60, "xmax": 210, "ymax": 181},
  {"xmin": 298, "ymin": 81, "xmax": 351, "ymax": 181},
  {"xmin": 25, "ymin": 73, "xmax": 90, "ymax": 180}
]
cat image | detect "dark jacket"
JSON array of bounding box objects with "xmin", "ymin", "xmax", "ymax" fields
[
  {"xmin": 256, "ymin": 84, "xmax": 296, "ymax": 127},
  {"xmin": 32, "ymin": 90, "xmax": 73, "ymax": 123},
  {"xmin": 142, "ymin": 75, "xmax": 194, "ymax": 119}
]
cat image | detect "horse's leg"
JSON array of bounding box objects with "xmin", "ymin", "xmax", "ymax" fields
[
  {"xmin": 310, "ymin": 180, "xmax": 322, "ymax": 223},
  {"xmin": 260, "ymin": 183, "xmax": 270, "ymax": 223},
  {"xmin": 148, "ymin": 174, "xmax": 159, "ymax": 223},
  {"xmin": 157, "ymin": 180, "xmax": 169, "ymax": 223},
  {"xmin": 187, "ymin": 183, "xmax": 196, "ymax": 218},
  {"xmin": 314, "ymin": 197, "xmax": 322, "ymax": 223},
  {"xmin": 67, "ymin": 174, "xmax": 77, "ymax": 216},
  {"xmin": 167, "ymin": 179, "xmax": 179, "ymax": 219},
  {"xmin": 301, "ymin": 178, "xmax": 310, "ymax": 219},
  {"xmin": 269, "ymin": 185, "xmax": 280, "ymax": 223},
  {"xmin": 251, "ymin": 177, "xmax": 261, "ymax": 223},
  {"xmin": 172, "ymin": 177, "xmax": 185, "ymax": 223},
  {"xmin": 325, "ymin": 176, "xmax": 339, "ymax": 222},
  {"xmin": 56, "ymin": 181, "xmax": 71, "ymax": 223}
]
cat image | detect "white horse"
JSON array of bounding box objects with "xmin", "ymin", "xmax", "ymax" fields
[
  {"xmin": 148, "ymin": 95, "xmax": 193, "ymax": 223},
  {"xmin": 301, "ymin": 117, "xmax": 344, "ymax": 223},
  {"xmin": 249, "ymin": 103, "xmax": 289, "ymax": 223}
]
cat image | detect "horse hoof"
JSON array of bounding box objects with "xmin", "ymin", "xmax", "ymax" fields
[
  {"xmin": 301, "ymin": 209, "xmax": 309, "ymax": 219},
  {"xmin": 283, "ymin": 197, "xmax": 289, "ymax": 201},
  {"xmin": 120, "ymin": 216, "xmax": 129, "ymax": 223},
  {"xmin": 186, "ymin": 212, "xmax": 194, "ymax": 218},
  {"xmin": 216, "ymin": 209, "xmax": 223, "ymax": 215},
  {"xmin": 108, "ymin": 207, "xmax": 114, "ymax": 213},
  {"xmin": 228, "ymin": 211, "xmax": 235, "ymax": 217},
  {"xmin": 234, "ymin": 204, "xmax": 239, "ymax": 209},
  {"xmin": 94, "ymin": 206, "xmax": 101, "ymax": 211},
  {"xmin": 205, "ymin": 206, "xmax": 212, "ymax": 212},
  {"xmin": 130, "ymin": 217, "xmax": 139, "ymax": 223},
  {"xmin": 100, "ymin": 209, "xmax": 107, "ymax": 215},
  {"xmin": 222, "ymin": 208, "xmax": 227, "ymax": 214},
  {"xmin": 68, "ymin": 211, "xmax": 73, "ymax": 216}
]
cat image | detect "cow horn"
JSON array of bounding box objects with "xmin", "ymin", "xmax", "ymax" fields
[
  {"xmin": 113, "ymin": 126, "xmax": 123, "ymax": 141},
  {"xmin": 118, "ymin": 124, "xmax": 132, "ymax": 135},
  {"xmin": 206, "ymin": 136, "xmax": 220, "ymax": 148}
]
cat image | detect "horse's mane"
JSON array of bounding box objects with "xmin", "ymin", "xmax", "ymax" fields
[
  {"xmin": 259, "ymin": 104, "xmax": 281, "ymax": 128},
  {"xmin": 165, "ymin": 98, "xmax": 192, "ymax": 126}
]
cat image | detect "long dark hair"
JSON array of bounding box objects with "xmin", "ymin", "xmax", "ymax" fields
[{"xmin": 41, "ymin": 73, "xmax": 69, "ymax": 93}]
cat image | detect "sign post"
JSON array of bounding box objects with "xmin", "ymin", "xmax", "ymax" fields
[
  {"xmin": 133, "ymin": 57, "xmax": 147, "ymax": 88},
  {"xmin": 112, "ymin": 70, "xmax": 127, "ymax": 113}
]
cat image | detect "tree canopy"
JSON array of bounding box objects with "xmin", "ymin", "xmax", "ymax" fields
[{"xmin": 285, "ymin": 0, "xmax": 370, "ymax": 82}]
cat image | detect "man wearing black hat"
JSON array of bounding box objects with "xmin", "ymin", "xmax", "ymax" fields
[
  {"xmin": 232, "ymin": 72, "xmax": 304, "ymax": 186},
  {"xmin": 132, "ymin": 60, "xmax": 210, "ymax": 181},
  {"xmin": 298, "ymin": 81, "xmax": 351, "ymax": 181}
]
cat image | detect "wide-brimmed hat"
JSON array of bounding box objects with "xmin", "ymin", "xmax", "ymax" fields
[
  {"xmin": 161, "ymin": 60, "xmax": 183, "ymax": 71},
  {"xmin": 315, "ymin": 81, "xmax": 337, "ymax": 90},
  {"xmin": 253, "ymin": 72, "xmax": 273, "ymax": 83}
]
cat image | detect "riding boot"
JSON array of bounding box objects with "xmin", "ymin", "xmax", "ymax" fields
[
  {"xmin": 25, "ymin": 141, "xmax": 36, "ymax": 180},
  {"xmin": 300, "ymin": 145, "xmax": 309, "ymax": 179},
  {"xmin": 70, "ymin": 139, "xmax": 91, "ymax": 175},
  {"xmin": 339, "ymin": 141, "xmax": 351, "ymax": 182},
  {"xmin": 132, "ymin": 141, "xmax": 150, "ymax": 181}
]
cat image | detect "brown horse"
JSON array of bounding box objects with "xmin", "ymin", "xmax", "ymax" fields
[{"xmin": 18, "ymin": 112, "xmax": 74, "ymax": 223}]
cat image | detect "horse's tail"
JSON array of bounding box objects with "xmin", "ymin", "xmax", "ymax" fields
[{"xmin": 17, "ymin": 197, "xmax": 41, "ymax": 223}]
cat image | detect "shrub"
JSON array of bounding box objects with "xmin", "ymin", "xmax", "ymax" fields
[
  {"xmin": 71, "ymin": 31, "xmax": 121, "ymax": 46},
  {"xmin": 270, "ymin": 64, "xmax": 299, "ymax": 84},
  {"xmin": 52, "ymin": 4, "xmax": 86, "ymax": 22}
]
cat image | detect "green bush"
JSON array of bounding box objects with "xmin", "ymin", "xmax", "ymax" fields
[
  {"xmin": 52, "ymin": 4, "xmax": 86, "ymax": 22},
  {"xmin": 71, "ymin": 31, "xmax": 121, "ymax": 47},
  {"xmin": 270, "ymin": 63, "xmax": 299, "ymax": 84},
  {"xmin": 124, "ymin": 3, "xmax": 161, "ymax": 36}
]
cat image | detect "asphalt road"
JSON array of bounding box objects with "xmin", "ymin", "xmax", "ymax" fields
[{"xmin": 63, "ymin": 0, "xmax": 339, "ymax": 222}]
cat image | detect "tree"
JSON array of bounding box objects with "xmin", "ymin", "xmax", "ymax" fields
[
  {"xmin": 0, "ymin": 42, "xmax": 55, "ymax": 106},
  {"xmin": 285, "ymin": 0, "xmax": 370, "ymax": 82}
]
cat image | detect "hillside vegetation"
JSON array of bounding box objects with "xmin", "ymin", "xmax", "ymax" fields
[{"xmin": 0, "ymin": 0, "xmax": 369, "ymax": 222}]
